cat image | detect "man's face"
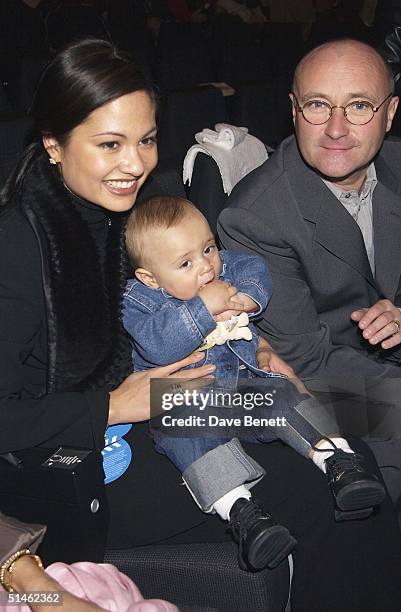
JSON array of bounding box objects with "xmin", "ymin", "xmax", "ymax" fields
[{"xmin": 290, "ymin": 43, "xmax": 399, "ymax": 190}]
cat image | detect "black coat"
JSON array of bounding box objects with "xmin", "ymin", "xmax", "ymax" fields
[
  {"xmin": 0, "ymin": 156, "xmax": 121, "ymax": 453},
  {"xmin": 0, "ymin": 151, "xmax": 205, "ymax": 546}
]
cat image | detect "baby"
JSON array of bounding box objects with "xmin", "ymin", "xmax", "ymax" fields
[{"xmin": 123, "ymin": 196, "xmax": 385, "ymax": 572}]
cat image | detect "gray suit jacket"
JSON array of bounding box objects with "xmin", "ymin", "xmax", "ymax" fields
[{"xmin": 218, "ymin": 135, "xmax": 401, "ymax": 382}]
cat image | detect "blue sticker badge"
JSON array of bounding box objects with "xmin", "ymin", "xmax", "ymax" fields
[{"xmin": 102, "ymin": 424, "xmax": 132, "ymax": 484}]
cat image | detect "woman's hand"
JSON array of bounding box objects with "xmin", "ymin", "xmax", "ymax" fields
[
  {"xmin": 9, "ymin": 556, "xmax": 104, "ymax": 612},
  {"xmin": 108, "ymin": 353, "xmax": 215, "ymax": 425},
  {"xmin": 256, "ymin": 336, "xmax": 294, "ymax": 376},
  {"xmin": 256, "ymin": 337, "xmax": 308, "ymax": 394}
]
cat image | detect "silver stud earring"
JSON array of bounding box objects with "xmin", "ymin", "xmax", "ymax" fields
[{"xmin": 49, "ymin": 158, "xmax": 57, "ymax": 165}]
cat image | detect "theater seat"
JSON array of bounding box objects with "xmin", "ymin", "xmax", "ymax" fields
[
  {"xmin": 105, "ymin": 542, "xmax": 292, "ymax": 612},
  {"xmin": 157, "ymin": 86, "xmax": 229, "ymax": 166},
  {"xmin": 0, "ymin": 116, "xmax": 33, "ymax": 187},
  {"xmin": 188, "ymin": 152, "xmax": 228, "ymax": 234}
]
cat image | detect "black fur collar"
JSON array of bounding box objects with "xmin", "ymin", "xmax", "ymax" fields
[{"xmin": 20, "ymin": 152, "xmax": 132, "ymax": 392}]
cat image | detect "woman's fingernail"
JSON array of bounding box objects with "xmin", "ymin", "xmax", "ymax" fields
[{"xmin": 205, "ymin": 365, "xmax": 216, "ymax": 372}]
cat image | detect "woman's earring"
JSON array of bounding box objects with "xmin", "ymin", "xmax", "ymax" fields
[{"xmin": 49, "ymin": 158, "xmax": 57, "ymax": 165}]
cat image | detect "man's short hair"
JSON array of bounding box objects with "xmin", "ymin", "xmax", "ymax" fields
[{"xmin": 126, "ymin": 196, "xmax": 201, "ymax": 268}]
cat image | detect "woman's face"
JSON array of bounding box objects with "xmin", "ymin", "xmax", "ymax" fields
[{"xmin": 45, "ymin": 91, "xmax": 158, "ymax": 212}]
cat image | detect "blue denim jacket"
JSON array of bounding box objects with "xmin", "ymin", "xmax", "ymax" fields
[{"xmin": 123, "ymin": 250, "xmax": 281, "ymax": 384}]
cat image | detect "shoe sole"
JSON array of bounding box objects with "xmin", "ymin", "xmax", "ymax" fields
[
  {"xmin": 335, "ymin": 480, "xmax": 386, "ymax": 511},
  {"xmin": 247, "ymin": 525, "xmax": 297, "ymax": 571},
  {"xmin": 334, "ymin": 507, "xmax": 373, "ymax": 522}
]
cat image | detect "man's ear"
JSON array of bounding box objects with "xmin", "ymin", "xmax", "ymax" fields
[
  {"xmin": 42, "ymin": 135, "xmax": 62, "ymax": 164},
  {"xmin": 386, "ymin": 95, "xmax": 399, "ymax": 132},
  {"xmin": 135, "ymin": 268, "xmax": 160, "ymax": 289},
  {"xmin": 289, "ymin": 93, "xmax": 297, "ymax": 124}
]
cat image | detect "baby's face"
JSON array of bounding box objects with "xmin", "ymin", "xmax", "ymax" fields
[{"xmin": 144, "ymin": 211, "xmax": 222, "ymax": 300}]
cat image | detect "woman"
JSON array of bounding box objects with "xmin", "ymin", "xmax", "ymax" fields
[
  {"xmin": 0, "ymin": 37, "xmax": 212, "ymax": 607},
  {"xmin": 0, "ymin": 39, "xmax": 400, "ymax": 612}
]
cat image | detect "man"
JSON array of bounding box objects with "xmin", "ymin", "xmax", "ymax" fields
[
  {"xmin": 219, "ymin": 39, "xmax": 401, "ymax": 385},
  {"xmin": 218, "ymin": 41, "xmax": 401, "ymax": 502}
]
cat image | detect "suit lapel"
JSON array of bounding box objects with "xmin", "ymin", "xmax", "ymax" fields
[
  {"xmin": 286, "ymin": 140, "xmax": 375, "ymax": 287},
  {"xmin": 372, "ymin": 179, "xmax": 401, "ymax": 299}
]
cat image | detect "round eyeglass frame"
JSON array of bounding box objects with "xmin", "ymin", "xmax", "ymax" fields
[{"xmin": 290, "ymin": 92, "xmax": 394, "ymax": 126}]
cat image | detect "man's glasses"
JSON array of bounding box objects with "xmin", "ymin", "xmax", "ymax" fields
[{"xmin": 290, "ymin": 92, "xmax": 393, "ymax": 126}]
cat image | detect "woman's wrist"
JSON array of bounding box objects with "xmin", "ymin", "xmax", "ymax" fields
[
  {"xmin": 256, "ymin": 346, "xmax": 273, "ymax": 354},
  {"xmin": 108, "ymin": 390, "xmax": 120, "ymax": 426},
  {"xmin": 4, "ymin": 556, "xmax": 103, "ymax": 612},
  {"xmin": 4, "ymin": 556, "xmax": 88, "ymax": 612},
  {"xmin": 256, "ymin": 346, "xmax": 275, "ymax": 360},
  {"xmin": 1, "ymin": 551, "xmax": 45, "ymax": 593},
  {"xmin": 108, "ymin": 391, "xmax": 115, "ymax": 425},
  {"xmin": 257, "ymin": 336, "xmax": 274, "ymax": 352}
]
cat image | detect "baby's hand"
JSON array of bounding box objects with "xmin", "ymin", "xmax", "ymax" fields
[
  {"xmin": 214, "ymin": 292, "xmax": 258, "ymax": 321},
  {"xmin": 198, "ymin": 280, "xmax": 243, "ymax": 315}
]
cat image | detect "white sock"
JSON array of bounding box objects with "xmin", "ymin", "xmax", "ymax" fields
[
  {"xmin": 212, "ymin": 485, "xmax": 251, "ymax": 521},
  {"xmin": 311, "ymin": 437, "xmax": 354, "ymax": 474}
]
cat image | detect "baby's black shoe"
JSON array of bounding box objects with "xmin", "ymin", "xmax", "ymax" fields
[
  {"xmin": 229, "ymin": 498, "xmax": 297, "ymax": 571},
  {"xmin": 325, "ymin": 450, "xmax": 386, "ymax": 521}
]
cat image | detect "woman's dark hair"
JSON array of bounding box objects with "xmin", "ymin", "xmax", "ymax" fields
[{"xmin": 1, "ymin": 38, "xmax": 156, "ymax": 206}]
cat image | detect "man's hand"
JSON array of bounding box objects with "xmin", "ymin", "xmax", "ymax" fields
[
  {"xmin": 214, "ymin": 292, "xmax": 258, "ymax": 322},
  {"xmin": 351, "ymin": 299, "xmax": 401, "ymax": 349},
  {"xmin": 198, "ymin": 280, "xmax": 243, "ymax": 316}
]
